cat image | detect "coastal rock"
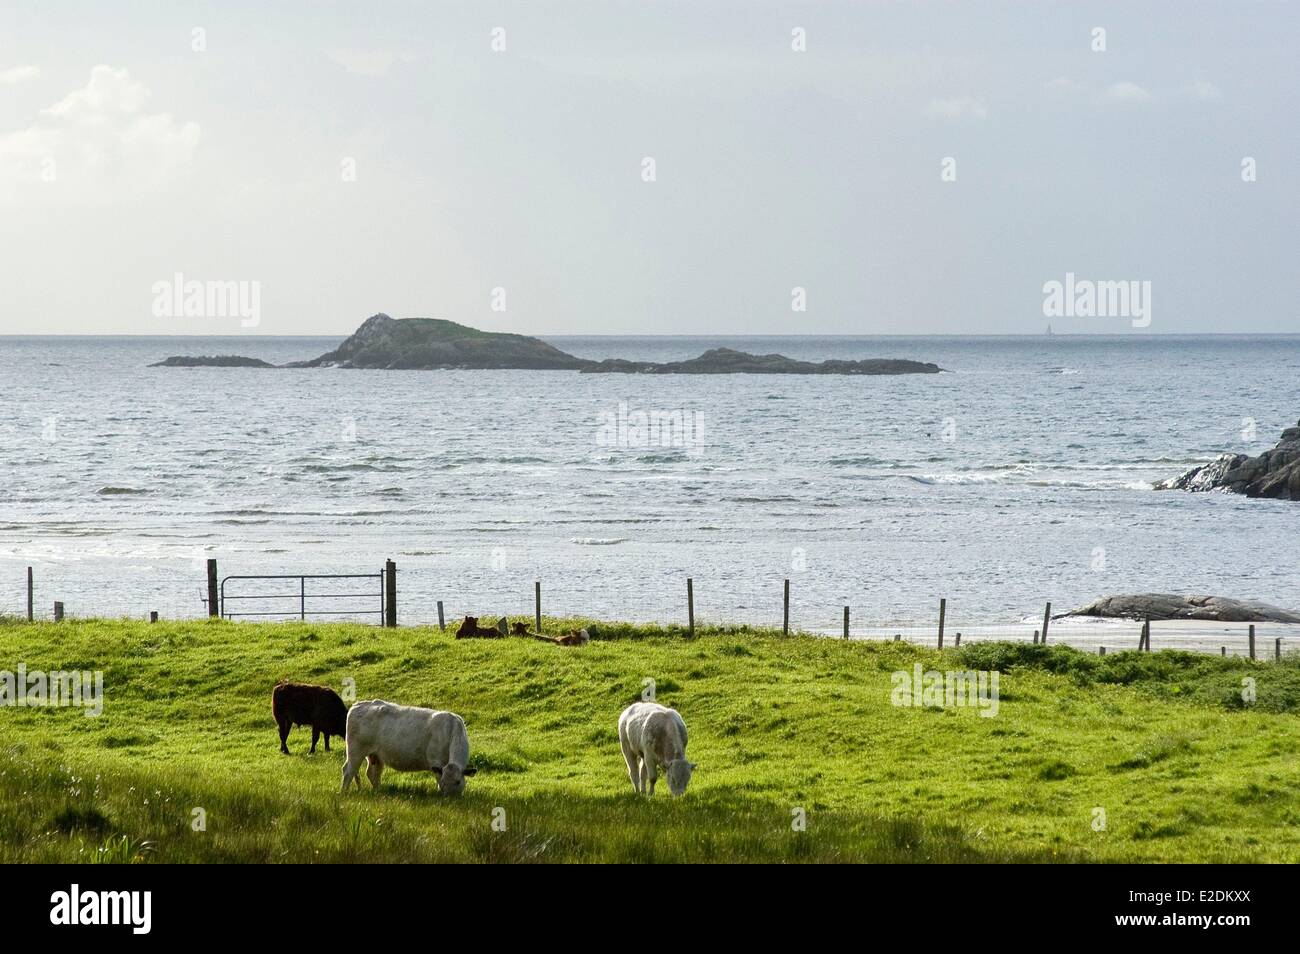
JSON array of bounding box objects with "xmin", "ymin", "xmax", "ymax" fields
[
  {"xmin": 1156, "ymin": 420, "xmax": 1300, "ymax": 500},
  {"xmin": 581, "ymin": 347, "xmax": 943, "ymax": 375},
  {"xmin": 1060, "ymin": 594, "xmax": 1300, "ymax": 623},
  {"xmin": 149, "ymin": 355, "xmax": 276, "ymax": 368}
]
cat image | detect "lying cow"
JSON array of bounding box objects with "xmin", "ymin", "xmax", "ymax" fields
[
  {"xmin": 511, "ymin": 621, "xmax": 590, "ymax": 646},
  {"xmin": 618, "ymin": 701, "xmax": 696, "ymax": 797},
  {"xmin": 456, "ymin": 615, "xmax": 505, "ymax": 639},
  {"xmin": 341, "ymin": 700, "xmax": 477, "ymax": 797},
  {"xmin": 272, "ymin": 681, "xmax": 349, "ymax": 755}
]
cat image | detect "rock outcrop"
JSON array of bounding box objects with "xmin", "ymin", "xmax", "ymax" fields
[
  {"xmin": 581, "ymin": 347, "xmax": 942, "ymax": 375},
  {"xmin": 1156, "ymin": 421, "xmax": 1300, "ymax": 500},
  {"xmin": 1060, "ymin": 594, "xmax": 1300, "ymax": 623}
]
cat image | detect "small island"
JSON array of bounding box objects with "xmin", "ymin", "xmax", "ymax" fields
[{"xmin": 151, "ymin": 313, "xmax": 945, "ymax": 376}]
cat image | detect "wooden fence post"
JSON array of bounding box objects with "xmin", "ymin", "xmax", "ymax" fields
[
  {"xmin": 53, "ymin": 601, "xmax": 64, "ymax": 622},
  {"xmin": 937, "ymin": 598, "xmax": 946, "ymax": 648},
  {"xmin": 206, "ymin": 558, "xmax": 219, "ymax": 618},
  {"xmin": 1099, "ymin": 645, "xmax": 1106, "ymax": 656},
  {"xmin": 534, "ymin": 580, "xmax": 542, "ymax": 634},
  {"xmin": 1248, "ymin": 624, "xmax": 1255, "ymax": 660},
  {"xmin": 1221, "ymin": 646, "xmax": 1226, "ymax": 656},
  {"xmin": 26, "ymin": 566, "xmax": 33, "ymax": 622},
  {"xmin": 1041, "ymin": 602, "xmax": 1052, "ymax": 644},
  {"xmin": 1140, "ymin": 619, "xmax": 1150, "ymax": 652},
  {"xmin": 1033, "ymin": 629, "xmax": 1039, "ymax": 644},
  {"xmin": 1276, "ymin": 637, "xmax": 1282, "ymax": 661},
  {"xmin": 783, "ymin": 579, "xmax": 790, "ymax": 636},
  {"xmin": 149, "ymin": 611, "xmax": 158, "ymax": 623},
  {"xmin": 686, "ymin": 578, "xmax": 694, "ymax": 638},
  {"xmin": 843, "ymin": 605, "xmax": 849, "ymax": 640},
  {"xmin": 437, "ymin": 600, "xmax": 445, "ymax": 631},
  {"xmin": 894, "ymin": 634, "xmax": 901, "ymax": 642},
  {"xmin": 954, "ymin": 632, "xmax": 961, "ymax": 647},
  {"xmin": 384, "ymin": 559, "xmax": 397, "ymax": 627}
]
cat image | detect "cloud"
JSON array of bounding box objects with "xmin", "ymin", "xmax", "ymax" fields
[
  {"xmin": 0, "ymin": 65, "xmax": 39, "ymax": 84},
  {"xmin": 0, "ymin": 65, "xmax": 200, "ymax": 199},
  {"xmin": 324, "ymin": 49, "xmax": 414, "ymax": 77},
  {"xmin": 926, "ymin": 96, "xmax": 989, "ymax": 120},
  {"xmin": 1099, "ymin": 81, "xmax": 1152, "ymax": 105}
]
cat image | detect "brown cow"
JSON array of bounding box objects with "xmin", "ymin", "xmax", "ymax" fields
[
  {"xmin": 272, "ymin": 682, "xmax": 349, "ymax": 754},
  {"xmin": 456, "ymin": 615, "xmax": 506, "ymax": 639}
]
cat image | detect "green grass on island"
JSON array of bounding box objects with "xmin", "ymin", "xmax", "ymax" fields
[{"xmin": 0, "ymin": 616, "xmax": 1297, "ymax": 863}]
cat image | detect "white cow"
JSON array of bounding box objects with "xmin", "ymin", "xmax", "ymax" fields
[
  {"xmin": 341, "ymin": 700, "xmax": 477, "ymax": 797},
  {"xmin": 618, "ymin": 701, "xmax": 696, "ymax": 796}
]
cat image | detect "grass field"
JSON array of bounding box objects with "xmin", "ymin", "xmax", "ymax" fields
[{"xmin": 0, "ymin": 616, "xmax": 1297, "ymax": 863}]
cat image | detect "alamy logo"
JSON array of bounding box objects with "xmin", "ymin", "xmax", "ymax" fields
[
  {"xmin": 0, "ymin": 665, "xmax": 103, "ymax": 717},
  {"xmin": 596, "ymin": 402, "xmax": 706, "ymax": 452},
  {"xmin": 890, "ymin": 664, "xmax": 1000, "ymax": 717},
  {"xmin": 1042, "ymin": 272, "xmax": 1151, "ymax": 328},
  {"xmin": 151, "ymin": 272, "xmax": 261, "ymax": 327},
  {"xmin": 50, "ymin": 884, "xmax": 151, "ymax": 934}
]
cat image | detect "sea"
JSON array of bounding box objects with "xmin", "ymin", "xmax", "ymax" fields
[{"xmin": 1, "ymin": 333, "xmax": 1298, "ymax": 637}]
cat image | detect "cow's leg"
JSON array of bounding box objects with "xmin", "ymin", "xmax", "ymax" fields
[
  {"xmin": 366, "ymin": 755, "xmax": 384, "ymax": 790},
  {"xmin": 323, "ymin": 733, "xmax": 331, "ymax": 752},
  {"xmin": 310, "ymin": 727, "xmax": 321, "ymax": 754},
  {"xmin": 341, "ymin": 741, "xmax": 363, "ymax": 791},
  {"xmin": 620, "ymin": 738, "xmax": 641, "ymax": 793},
  {"xmin": 640, "ymin": 757, "xmax": 655, "ymax": 796},
  {"xmin": 278, "ymin": 718, "xmax": 291, "ymax": 754}
]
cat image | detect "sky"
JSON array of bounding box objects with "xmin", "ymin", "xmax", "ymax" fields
[{"xmin": 0, "ymin": 1, "xmax": 1296, "ymax": 336}]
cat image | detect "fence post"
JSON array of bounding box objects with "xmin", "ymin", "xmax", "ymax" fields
[
  {"xmin": 206, "ymin": 559, "xmax": 219, "ymax": 618},
  {"xmin": 954, "ymin": 632, "xmax": 961, "ymax": 647},
  {"xmin": 437, "ymin": 600, "xmax": 445, "ymax": 631},
  {"xmin": 53, "ymin": 601, "xmax": 64, "ymax": 622},
  {"xmin": 843, "ymin": 605, "xmax": 849, "ymax": 640},
  {"xmin": 1248, "ymin": 624, "xmax": 1255, "ymax": 660},
  {"xmin": 149, "ymin": 611, "xmax": 158, "ymax": 623},
  {"xmin": 1140, "ymin": 619, "xmax": 1150, "ymax": 652},
  {"xmin": 26, "ymin": 566, "xmax": 33, "ymax": 622},
  {"xmin": 300, "ymin": 576, "xmax": 306, "ymax": 621},
  {"xmin": 937, "ymin": 598, "xmax": 946, "ymax": 648},
  {"xmin": 1221, "ymin": 646, "xmax": 1226, "ymax": 656},
  {"xmin": 1033, "ymin": 629, "xmax": 1039, "ymax": 644},
  {"xmin": 686, "ymin": 578, "xmax": 694, "ymax": 638},
  {"xmin": 1099, "ymin": 645, "xmax": 1106, "ymax": 656},
  {"xmin": 1276, "ymin": 637, "xmax": 1282, "ymax": 661},
  {"xmin": 1041, "ymin": 602, "xmax": 1052, "ymax": 644},
  {"xmin": 534, "ymin": 581, "xmax": 542, "ymax": 634},
  {"xmin": 783, "ymin": 579, "xmax": 790, "ymax": 636},
  {"xmin": 384, "ymin": 560, "xmax": 397, "ymax": 627}
]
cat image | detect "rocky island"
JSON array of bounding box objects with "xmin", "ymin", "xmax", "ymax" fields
[
  {"xmin": 150, "ymin": 355, "xmax": 276, "ymax": 368},
  {"xmin": 151, "ymin": 313, "xmax": 944, "ymax": 375},
  {"xmin": 1060, "ymin": 594, "xmax": 1300, "ymax": 623},
  {"xmin": 1156, "ymin": 420, "xmax": 1300, "ymax": 500}
]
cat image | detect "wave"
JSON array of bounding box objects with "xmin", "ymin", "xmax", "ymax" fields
[{"xmin": 569, "ymin": 537, "xmax": 628, "ymax": 545}]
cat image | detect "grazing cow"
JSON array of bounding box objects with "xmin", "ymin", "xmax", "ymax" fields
[
  {"xmin": 341, "ymin": 700, "xmax": 477, "ymax": 797},
  {"xmin": 272, "ymin": 681, "xmax": 349, "ymax": 755},
  {"xmin": 456, "ymin": 615, "xmax": 504, "ymax": 639},
  {"xmin": 618, "ymin": 702, "xmax": 696, "ymax": 797}
]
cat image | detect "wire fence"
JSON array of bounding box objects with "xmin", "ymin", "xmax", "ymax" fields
[{"xmin": 5, "ymin": 561, "xmax": 1298, "ymax": 660}]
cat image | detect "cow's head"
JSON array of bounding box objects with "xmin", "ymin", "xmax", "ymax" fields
[
  {"xmin": 665, "ymin": 758, "xmax": 696, "ymax": 797},
  {"xmin": 456, "ymin": 616, "xmax": 478, "ymax": 639},
  {"xmin": 431, "ymin": 762, "xmax": 478, "ymax": 797}
]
